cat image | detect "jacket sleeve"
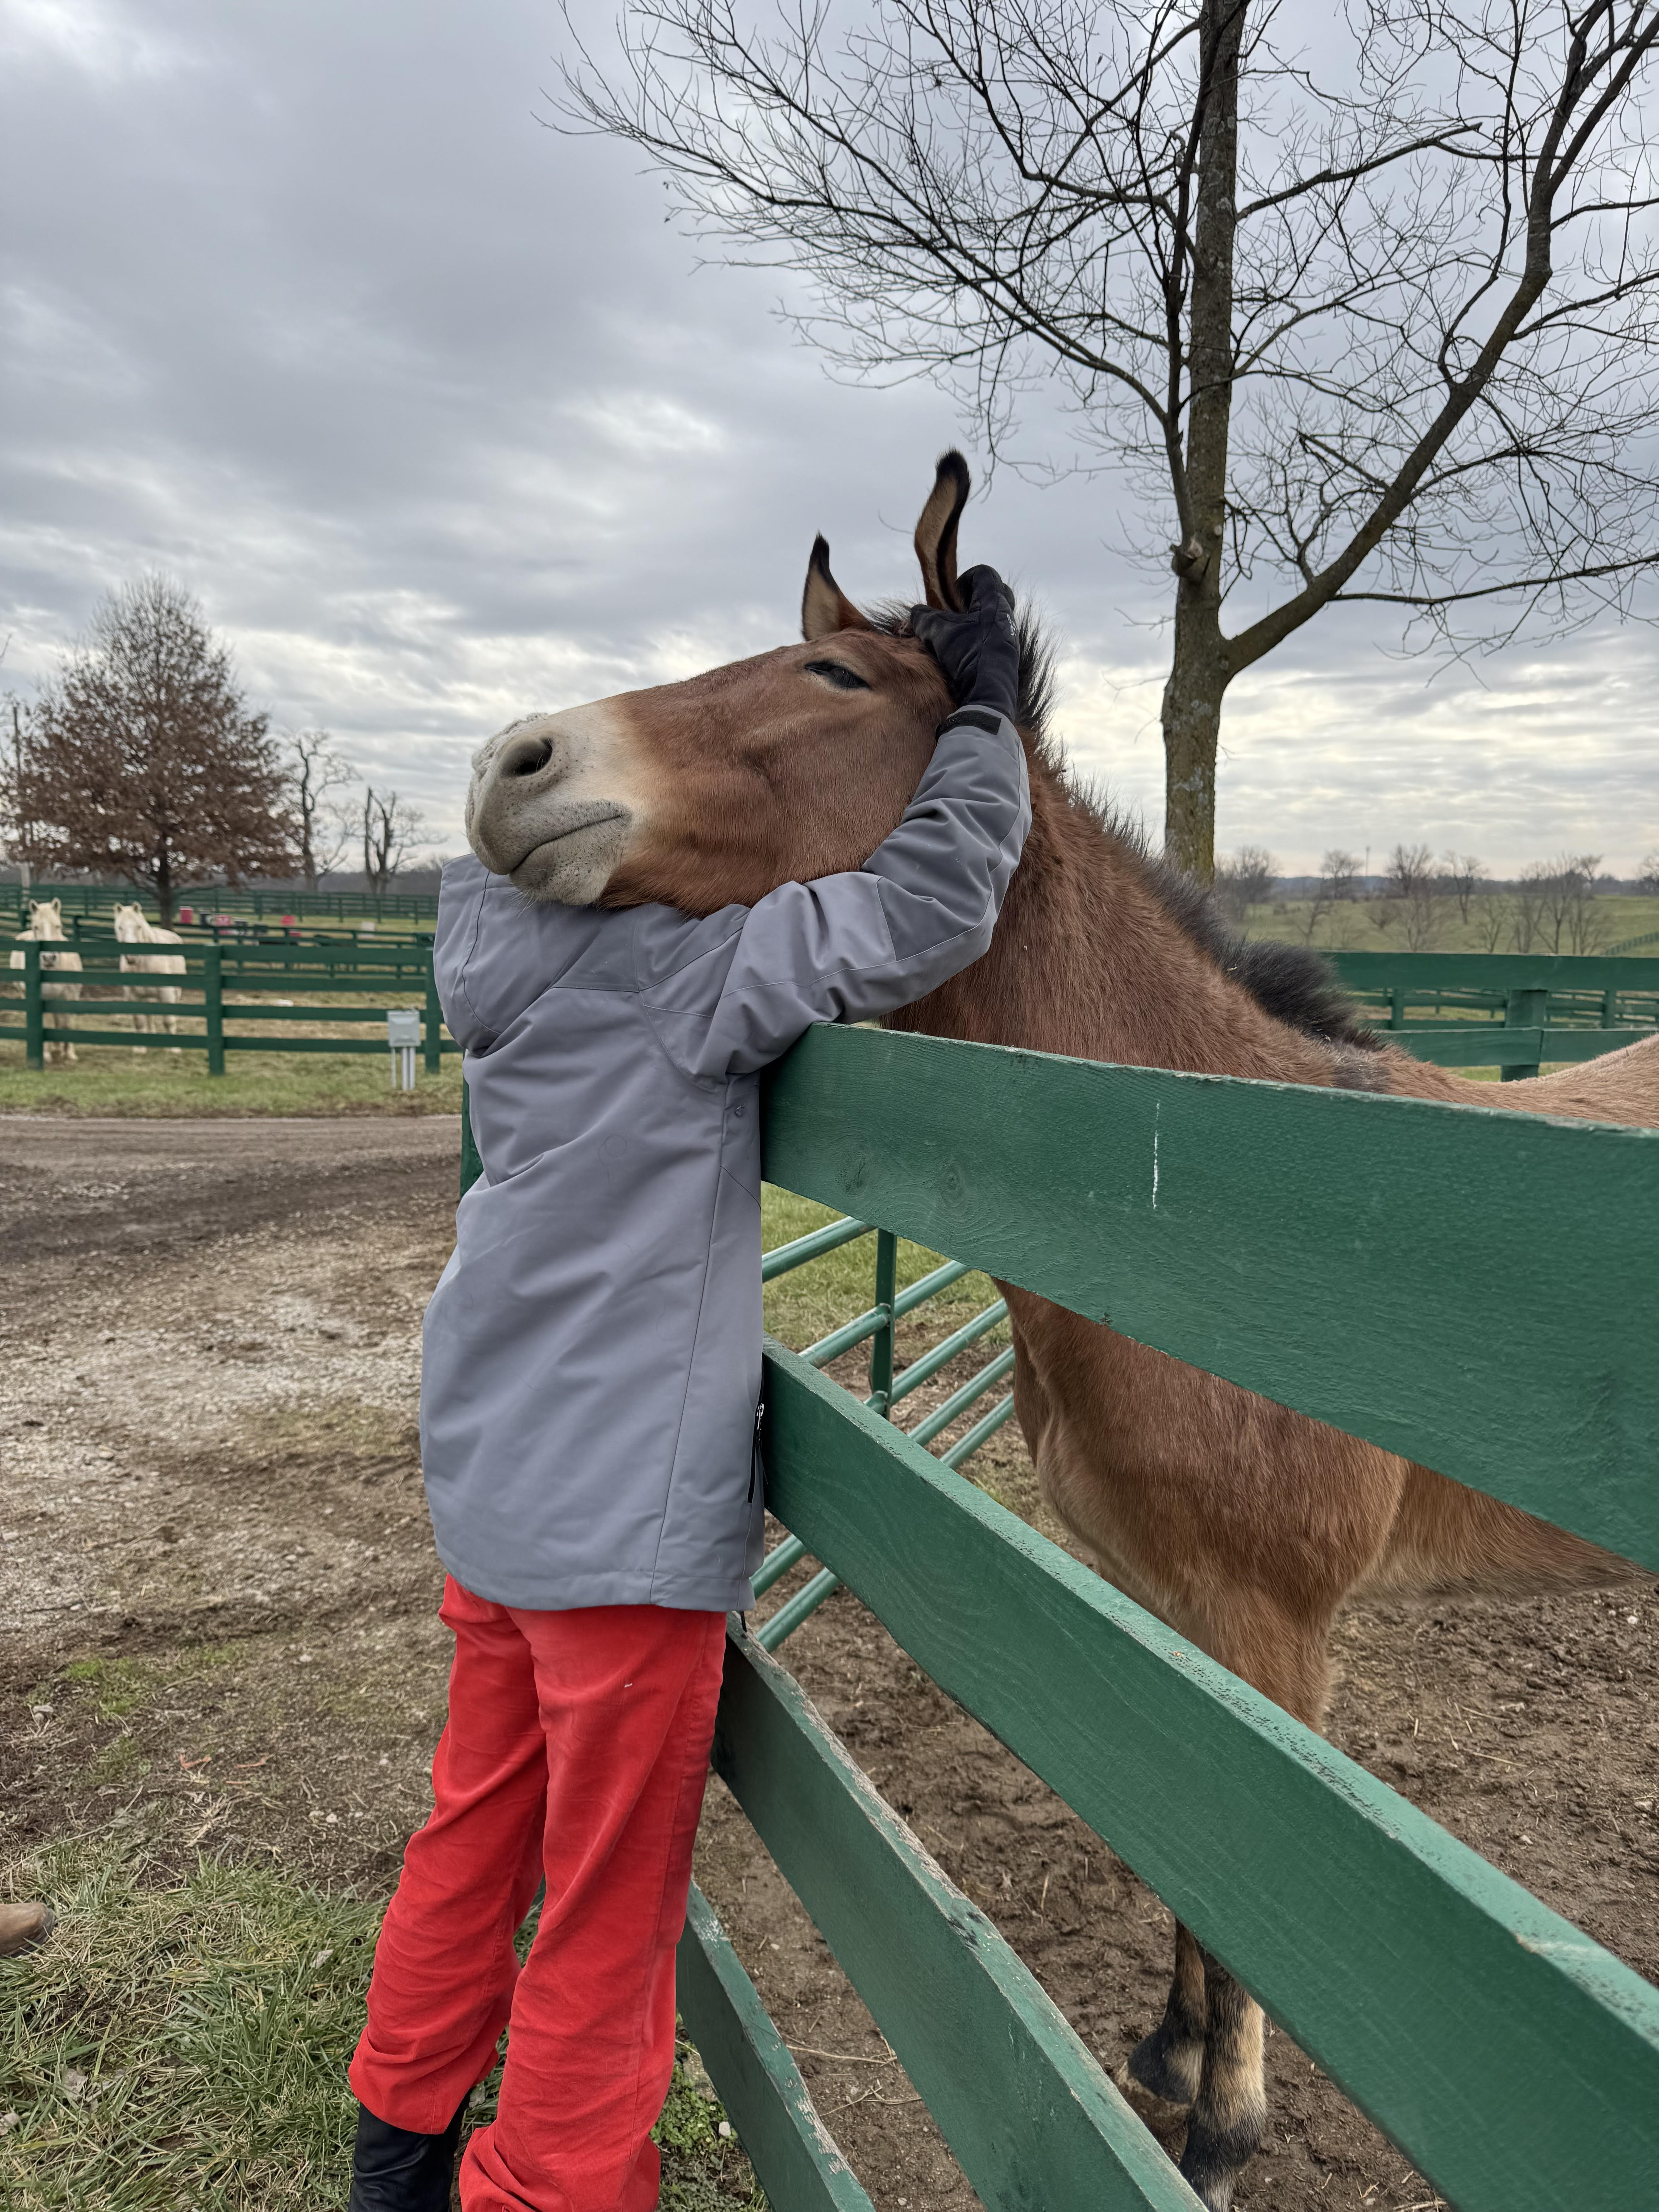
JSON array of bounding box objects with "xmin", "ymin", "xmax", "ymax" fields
[{"xmin": 637, "ymin": 714, "xmax": 1030, "ymax": 1081}]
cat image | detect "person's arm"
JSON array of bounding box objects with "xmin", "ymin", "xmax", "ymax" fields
[{"xmin": 639, "ymin": 706, "xmax": 1029, "ymax": 1081}]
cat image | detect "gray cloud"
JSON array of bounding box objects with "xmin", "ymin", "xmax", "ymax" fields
[{"xmin": 2, "ymin": 0, "xmax": 1655, "ymax": 874}]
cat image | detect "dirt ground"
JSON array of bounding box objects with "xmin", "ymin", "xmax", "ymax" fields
[{"xmin": 2, "ymin": 1115, "xmax": 1654, "ymax": 2212}]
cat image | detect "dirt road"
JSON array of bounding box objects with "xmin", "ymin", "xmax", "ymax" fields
[{"xmin": 2, "ymin": 1114, "xmax": 1654, "ymax": 2212}]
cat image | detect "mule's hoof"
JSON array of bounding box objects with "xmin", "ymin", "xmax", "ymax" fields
[
  {"xmin": 1178, "ymin": 2108, "xmax": 1264, "ymax": 2212},
  {"xmin": 0, "ymin": 1900, "xmax": 55, "ymax": 1957},
  {"xmin": 1127, "ymin": 2026, "xmax": 1201, "ymax": 2107}
]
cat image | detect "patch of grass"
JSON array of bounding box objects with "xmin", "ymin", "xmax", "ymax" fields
[
  {"xmin": 0, "ymin": 1838, "xmax": 381, "ymax": 2209},
  {"xmin": 656, "ymin": 2038, "xmax": 768, "ymax": 2210},
  {"xmin": 0, "ymin": 1840, "xmax": 764, "ymax": 2211},
  {"xmin": 0, "ymin": 1043, "xmax": 462, "ymax": 1118},
  {"xmin": 56, "ymin": 1647, "xmax": 243, "ymax": 1727},
  {"xmin": 84, "ymin": 1738, "xmax": 149, "ymax": 1791},
  {"xmin": 761, "ymin": 1185, "xmax": 1000, "ymax": 1354}
]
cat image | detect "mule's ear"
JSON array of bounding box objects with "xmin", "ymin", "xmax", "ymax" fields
[
  {"xmin": 914, "ymin": 450, "xmax": 971, "ymax": 611},
  {"xmin": 801, "ymin": 534, "xmax": 873, "ymax": 640}
]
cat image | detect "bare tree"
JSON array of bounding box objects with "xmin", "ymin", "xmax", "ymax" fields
[
  {"xmin": 1374, "ymin": 840, "xmax": 1441, "ymax": 946},
  {"xmin": 570, "ymin": 0, "xmax": 1659, "ymax": 878},
  {"xmin": 1319, "ymin": 849, "xmax": 1361, "ymax": 905},
  {"xmin": 362, "ymin": 787, "xmax": 426, "ymax": 897},
  {"xmin": 1472, "ymin": 886, "xmax": 1513, "ymax": 948},
  {"xmin": 1509, "ymin": 860, "xmax": 1553, "ymax": 950},
  {"xmin": 1440, "ymin": 850, "xmax": 1486, "ymax": 922},
  {"xmin": 2, "ymin": 576, "xmax": 293, "ymax": 923},
  {"xmin": 1212, "ymin": 842, "xmax": 1277, "ymax": 921},
  {"xmin": 2, "ymin": 694, "xmax": 31, "ymax": 883},
  {"xmin": 1386, "ymin": 843, "xmax": 1436, "ymax": 900},
  {"xmin": 1638, "ymin": 850, "xmax": 1659, "ymax": 893},
  {"xmin": 288, "ymin": 730, "xmax": 356, "ymax": 889},
  {"xmin": 1293, "ymin": 846, "xmax": 1360, "ymax": 942},
  {"xmin": 1530, "ymin": 849, "xmax": 1611, "ymax": 949}
]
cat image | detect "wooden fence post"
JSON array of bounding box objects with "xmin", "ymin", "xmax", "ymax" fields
[
  {"xmin": 204, "ymin": 943, "xmax": 225, "ymax": 1076},
  {"xmin": 24, "ymin": 939, "xmax": 43, "ymax": 1071},
  {"xmin": 424, "ymin": 952, "xmax": 443, "ymax": 1075},
  {"xmin": 1502, "ymin": 986, "xmax": 1547, "ymax": 1082}
]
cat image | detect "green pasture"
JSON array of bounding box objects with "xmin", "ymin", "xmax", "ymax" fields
[{"xmin": 1241, "ymin": 890, "xmax": 1659, "ymax": 956}]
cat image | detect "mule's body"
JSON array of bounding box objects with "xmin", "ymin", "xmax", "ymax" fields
[
  {"xmin": 113, "ymin": 903, "xmax": 185, "ymax": 1050},
  {"xmin": 460, "ymin": 452, "xmax": 1658, "ymax": 2209},
  {"xmin": 8, "ymin": 898, "xmax": 83, "ymax": 1064}
]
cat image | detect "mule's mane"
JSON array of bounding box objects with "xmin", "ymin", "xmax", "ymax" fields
[
  {"xmin": 1109, "ymin": 814, "xmax": 1380, "ymax": 1051},
  {"xmin": 872, "ymin": 599, "xmax": 1374, "ymax": 1053}
]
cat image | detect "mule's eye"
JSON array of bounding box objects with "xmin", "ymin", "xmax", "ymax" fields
[{"xmin": 804, "ymin": 659, "xmax": 871, "ymax": 692}]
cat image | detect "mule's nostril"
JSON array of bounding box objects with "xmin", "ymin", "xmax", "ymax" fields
[{"xmin": 502, "ymin": 736, "xmax": 555, "ymax": 779}]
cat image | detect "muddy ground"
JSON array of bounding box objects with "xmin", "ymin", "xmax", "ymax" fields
[{"xmin": 2, "ymin": 1115, "xmax": 1654, "ymax": 2211}]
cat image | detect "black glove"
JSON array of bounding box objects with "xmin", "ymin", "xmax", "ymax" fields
[{"xmin": 909, "ymin": 564, "xmax": 1020, "ymax": 724}]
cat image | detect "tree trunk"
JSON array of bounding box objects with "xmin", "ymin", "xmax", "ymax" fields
[
  {"xmin": 154, "ymin": 850, "xmax": 174, "ymax": 927},
  {"xmin": 1161, "ymin": 0, "xmax": 1243, "ymax": 884},
  {"xmin": 1161, "ymin": 595, "xmax": 1228, "ymax": 881}
]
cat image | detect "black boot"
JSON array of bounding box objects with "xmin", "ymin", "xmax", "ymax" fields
[{"xmin": 347, "ymin": 2098, "xmax": 467, "ymax": 2212}]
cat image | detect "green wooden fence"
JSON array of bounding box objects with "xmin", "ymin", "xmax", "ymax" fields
[
  {"xmin": 9, "ymin": 939, "xmax": 1656, "ymax": 1084},
  {"xmin": 457, "ymin": 1022, "xmax": 1659, "ymax": 2210},
  {"xmin": 1327, "ymin": 950, "xmax": 1659, "ymax": 1079},
  {"xmin": 1, "ymin": 939, "xmax": 454, "ymax": 1073}
]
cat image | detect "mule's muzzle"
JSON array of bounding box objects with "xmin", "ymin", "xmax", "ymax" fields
[{"xmin": 466, "ymin": 708, "xmax": 637, "ymax": 904}]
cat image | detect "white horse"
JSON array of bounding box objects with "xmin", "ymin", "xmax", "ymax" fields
[
  {"xmin": 8, "ymin": 898, "xmax": 83, "ymax": 1064},
  {"xmin": 112, "ymin": 902, "xmax": 185, "ymax": 1051}
]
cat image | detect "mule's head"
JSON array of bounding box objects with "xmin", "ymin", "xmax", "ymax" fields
[
  {"xmin": 27, "ymin": 898, "xmax": 65, "ymax": 939},
  {"xmin": 465, "ymin": 451, "xmax": 1025, "ymax": 914}
]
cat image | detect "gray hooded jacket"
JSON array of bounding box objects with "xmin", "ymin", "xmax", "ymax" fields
[{"xmin": 421, "ymin": 711, "xmax": 1030, "ymax": 1613}]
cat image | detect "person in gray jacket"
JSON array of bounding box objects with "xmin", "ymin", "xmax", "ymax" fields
[{"xmin": 345, "ymin": 569, "xmax": 1030, "ymax": 2212}]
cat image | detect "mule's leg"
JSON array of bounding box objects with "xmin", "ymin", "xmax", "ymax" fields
[
  {"xmin": 1168, "ymin": 1612, "xmax": 1333, "ymax": 2212},
  {"xmin": 1127, "ymin": 1920, "xmax": 1206, "ymax": 2104},
  {"xmin": 1178, "ymin": 1949, "xmax": 1267, "ymax": 2212}
]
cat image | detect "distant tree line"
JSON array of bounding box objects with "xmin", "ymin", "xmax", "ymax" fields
[
  {"xmin": 1215, "ymin": 843, "xmax": 1659, "ymax": 953},
  {"xmin": 2, "ymin": 575, "xmax": 431, "ymax": 922}
]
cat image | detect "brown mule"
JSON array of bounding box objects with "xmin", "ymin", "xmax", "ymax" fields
[{"xmin": 464, "ymin": 451, "xmax": 1658, "ymax": 2210}]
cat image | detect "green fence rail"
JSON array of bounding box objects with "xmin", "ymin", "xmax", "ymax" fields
[
  {"xmin": 2, "ymin": 940, "xmax": 454, "ymax": 1073},
  {"xmin": 455, "ymin": 1027, "xmax": 1659, "ymax": 2210},
  {"xmin": 1326, "ymin": 949, "xmax": 1659, "ymax": 1078}
]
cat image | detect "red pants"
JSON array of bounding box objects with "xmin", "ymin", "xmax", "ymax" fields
[{"xmin": 350, "ymin": 1579, "xmax": 727, "ymax": 2212}]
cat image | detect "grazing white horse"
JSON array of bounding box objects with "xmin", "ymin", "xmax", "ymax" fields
[
  {"xmin": 112, "ymin": 902, "xmax": 185, "ymax": 1051},
  {"xmin": 8, "ymin": 898, "xmax": 83, "ymax": 1064}
]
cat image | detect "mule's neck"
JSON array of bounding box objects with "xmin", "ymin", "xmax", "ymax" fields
[{"xmin": 889, "ymin": 747, "xmax": 1337, "ymax": 1084}]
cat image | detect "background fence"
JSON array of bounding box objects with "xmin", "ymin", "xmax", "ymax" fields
[
  {"xmin": 1, "ymin": 939, "xmax": 454, "ymax": 1071},
  {"xmin": 455, "ymin": 1024, "xmax": 1659, "ymax": 2211},
  {"xmin": 10, "ymin": 939, "xmax": 1656, "ymax": 1082},
  {"xmin": 1328, "ymin": 948, "xmax": 1658, "ymax": 1078},
  {"xmin": 4, "ymin": 881, "xmax": 439, "ymax": 928}
]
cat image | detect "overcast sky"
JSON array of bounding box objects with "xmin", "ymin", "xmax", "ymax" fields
[{"xmin": 3, "ymin": 0, "xmax": 1656, "ymax": 874}]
